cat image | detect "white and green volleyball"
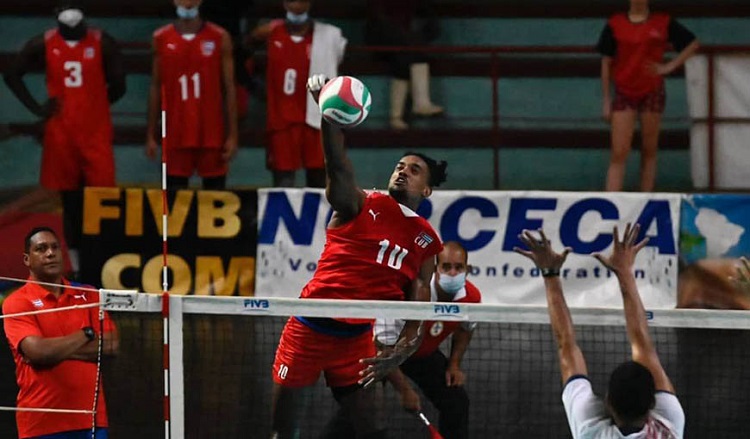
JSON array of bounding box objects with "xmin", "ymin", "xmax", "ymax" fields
[{"xmin": 318, "ymin": 76, "xmax": 372, "ymax": 128}]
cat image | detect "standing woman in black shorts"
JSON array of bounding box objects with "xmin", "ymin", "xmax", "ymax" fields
[{"xmin": 597, "ymin": 0, "xmax": 699, "ymax": 192}]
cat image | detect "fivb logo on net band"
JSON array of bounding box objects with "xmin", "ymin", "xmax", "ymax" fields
[
  {"xmin": 258, "ymin": 191, "xmax": 678, "ymax": 257},
  {"xmin": 433, "ymin": 303, "xmax": 463, "ymax": 319},
  {"xmin": 243, "ymin": 298, "xmax": 270, "ymax": 311}
]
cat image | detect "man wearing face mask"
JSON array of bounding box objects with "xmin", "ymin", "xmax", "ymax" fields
[
  {"xmin": 4, "ymin": 5, "xmax": 126, "ymax": 282},
  {"xmin": 249, "ymin": 0, "xmax": 346, "ymax": 188},
  {"xmin": 147, "ymin": 0, "xmax": 238, "ymax": 190},
  {"xmin": 369, "ymin": 241, "xmax": 480, "ymax": 439}
]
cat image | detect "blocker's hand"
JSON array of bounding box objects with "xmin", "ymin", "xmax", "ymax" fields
[{"xmin": 306, "ymin": 74, "xmax": 328, "ymax": 104}]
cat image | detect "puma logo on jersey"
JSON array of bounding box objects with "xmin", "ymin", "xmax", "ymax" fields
[
  {"xmin": 73, "ymin": 294, "xmax": 87, "ymax": 301},
  {"xmin": 167, "ymin": 43, "xmax": 176, "ymax": 50},
  {"xmin": 273, "ymin": 40, "xmax": 283, "ymax": 49},
  {"xmin": 369, "ymin": 209, "xmax": 380, "ymax": 221}
]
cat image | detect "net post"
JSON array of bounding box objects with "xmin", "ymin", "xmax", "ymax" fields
[{"xmin": 167, "ymin": 295, "xmax": 185, "ymax": 438}]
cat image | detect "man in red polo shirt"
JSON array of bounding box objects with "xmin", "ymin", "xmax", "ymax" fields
[{"xmin": 2, "ymin": 227, "xmax": 118, "ymax": 439}]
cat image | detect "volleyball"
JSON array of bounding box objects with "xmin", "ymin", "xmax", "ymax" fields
[{"xmin": 318, "ymin": 76, "xmax": 372, "ymax": 128}]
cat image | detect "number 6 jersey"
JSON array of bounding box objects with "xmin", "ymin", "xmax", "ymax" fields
[
  {"xmin": 302, "ymin": 192, "xmax": 443, "ymax": 301},
  {"xmin": 153, "ymin": 22, "xmax": 225, "ymax": 150}
]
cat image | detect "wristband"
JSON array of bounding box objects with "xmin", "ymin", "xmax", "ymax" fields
[
  {"xmin": 541, "ymin": 268, "xmax": 560, "ymax": 278},
  {"xmin": 82, "ymin": 326, "xmax": 96, "ymax": 341}
]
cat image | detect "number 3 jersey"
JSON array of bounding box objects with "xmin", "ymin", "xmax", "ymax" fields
[
  {"xmin": 154, "ymin": 22, "xmax": 225, "ymax": 150},
  {"xmin": 44, "ymin": 28, "xmax": 111, "ymax": 135},
  {"xmin": 301, "ymin": 192, "xmax": 443, "ymax": 301}
]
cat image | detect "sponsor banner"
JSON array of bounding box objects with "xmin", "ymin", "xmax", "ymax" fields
[
  {"xmin": 678, "ymin": 194, "xmax": 750, "ymax": 309},
  {"xmin": 256, "ymin": 189, "xmax": 680, "ymax": 308},
  {"xmin": 80, "ymin": 188, "xmax": 258, "ymax": 295}
]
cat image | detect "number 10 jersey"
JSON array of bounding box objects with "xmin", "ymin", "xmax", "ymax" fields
[{"xmin": 301, "ymin": 192, "xmax": 443, "ymax": 302}]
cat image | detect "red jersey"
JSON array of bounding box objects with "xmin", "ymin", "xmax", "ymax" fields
[
  {"xmin": 154, "ymin": 22, "xmax": 226, "ymax": 149},
  {"xmin": 597, "ymin": 13, "xmax": 695, "ymax": 98},
  {"xmin": 413, "ymin": 279, "xmax": 482, "ymax": 358},
  {"xmin": 266, "ymin": 20, "xmax": 312, "ymax": 132},
  {"xmin": 44, "ymin": 28, "xmax": 111, "ymax": 135},
  {"xmin": 2, "ymin": 280, "xmax": 116, "ymax": 438},
  {"xmin": 302, "ymin": 192, "xmax": 443, "ymax": 302}
]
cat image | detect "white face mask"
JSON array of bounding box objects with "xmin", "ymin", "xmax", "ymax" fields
[
  {"xmin": 438, "ymin": 272, "xmax": 466, "ymax": 294},
  {"xmin": 286, "ymin": 11, "xmax": 309, "ymax": 24},
  {"xmin": 58, "ymin": 8, "xmax": 84, "ymax": 27},
  {"xmin": 176, "ymin": 5, "xmax": 199, "ymax": 19}
]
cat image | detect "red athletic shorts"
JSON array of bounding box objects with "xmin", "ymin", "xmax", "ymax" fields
[
  {"xmin": 266, "ymin": 124, "xmax": 324, "ymax": 172},
  {"xmin": 167, "ymin": 148, "xmax": 228, "ymax": 178},
  {"xmin": 613, "ymin": 86, "xmax": 666, "ymax": 113},
  {"xmin": 41, "ymin": 119, "xmax": 115, "ymax": 190},
  {"xmin": 272, "ymin": 317, "xmax": 376, "ymax": 388}
]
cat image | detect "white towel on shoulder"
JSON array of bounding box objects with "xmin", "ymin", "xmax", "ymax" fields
[{"xmin": 307, "ymin": 22, "xmax": 347, "ymax": 129}]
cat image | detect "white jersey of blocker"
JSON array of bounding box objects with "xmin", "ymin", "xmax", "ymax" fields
[{"xmin": 563, "ymin": 377, "xmax": 685, "ymax": 439}]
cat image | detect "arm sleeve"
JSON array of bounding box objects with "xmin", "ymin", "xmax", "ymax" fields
[
  {"xmin": 2, "ymin": 297, "xmax": 42, "ymax": 352},
  {"xmin": 652, "ymin": 391, "xmax": 686, "ymax": 436},
  {"xmin": 562, "ymin": 376, "xmax": 607, "ymax": 437},
  {"xmin": 596, "ymin": 24, "xmax": 616, "ymax": 57},
  {"xmin": 668, "ymin": 19, "xmax": 697, "ymax": 52}
]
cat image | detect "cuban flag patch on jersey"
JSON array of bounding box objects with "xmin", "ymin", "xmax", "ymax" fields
[
  {"xmin": 201, "ymin": 40, "xmax": 216, "ymax": 56},
  {"xmin": 414, "ymin": 231, "xmax": 434, "ymax": 249},
  {"xmin": 31, "ymin": 299, "xmax": 44, "ymax": 308}
]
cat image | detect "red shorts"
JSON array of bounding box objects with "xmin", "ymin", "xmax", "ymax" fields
[
  {"xmin": 41, "ymin": 119, "xmax": 115, "ymax": 190},
  {"xmin": 167, "ymin": 148, "xmax": 227, "ymax": 178},
  {"xmin": 613, "ymin": 86, "xmax": 666, "ymax": 113},
  {"xmin": 272, "ymin": 317, "xmax": 376, "ymax": 388},
  {"xmin": 266, "ymin": 125, "xmax": 324, "ymax": 172}
]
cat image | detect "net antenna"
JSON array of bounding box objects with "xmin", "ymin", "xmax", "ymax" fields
[
  {"xmin": 160, "ymin": 86, "xmax": 172, "ymax": 439},
  {"xmin": 417, "ymin": 412, "xmax": 444, "ymax": 439}
]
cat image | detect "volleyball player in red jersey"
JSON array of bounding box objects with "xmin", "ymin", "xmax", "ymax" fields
[
  {"xmin": 270, "ymin": 75, "xmax": 447, "ymax": 439},
  {"xmin": 146, "ymin": 0, "xmax": 238, "ymax": 190},
  {"xmin": 250, "ymin": 0, "xmax": 347, "ymax": 188},
  {"xmin": 597, "ymin": 0, "xmax": 699, "ymax": 192},
  {"xmin": 4, "ymin": 6, "xmax": 126, "ymax": 280}
]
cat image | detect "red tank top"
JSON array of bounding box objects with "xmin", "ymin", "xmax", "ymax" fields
[
  {"xmin": 302, "ymin": 192, "xmax": 443, "ymax": 302},
  {"xmin": 608, "ymin": 13, "xmax": 671, "ymax": 98},
  {"xmin": 154, "ymin": 22, "xmax": 225, "ymax": 149},
  {"xmin": 44, "ymin": 28, "xmax": 111, "ymax": 134},
  {"xmin": 266, "ymin": 20, "xmax": 312, "ymax": 131}
]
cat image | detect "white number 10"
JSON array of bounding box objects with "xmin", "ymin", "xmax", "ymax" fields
[{"xmin": 376, "ymin": 239, "xmax": 408, "ymax": 269}]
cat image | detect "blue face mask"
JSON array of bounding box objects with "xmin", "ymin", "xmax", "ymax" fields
[
  {"xmin": 438, "ymin": 272, "xmax": 466, "ymax": 295},
  {"xmin": 176, "ymin": 5, "xmax": 199, "ymax": 20},
  {"xmin": 286, "ymin": 11, "xmax": 309, "ymax": 25}
]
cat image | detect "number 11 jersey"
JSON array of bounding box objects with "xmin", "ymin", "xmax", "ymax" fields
[
  {"xmin": 302, "ymin": 192, "xmax": 443, "ymax": 301},
  {"xmin": 154, "ymin": 22, "xmax": 225, "ymax": 150}
]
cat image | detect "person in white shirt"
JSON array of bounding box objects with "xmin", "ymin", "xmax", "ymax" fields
[{"xmin": 514, "ymin": 223, "xmax": 685, "ymax": 439}]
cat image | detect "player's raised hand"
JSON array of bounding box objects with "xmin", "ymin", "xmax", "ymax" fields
[
  {"xmin": 513, "ymin": 229, "xmax": 571, "ymax": 272},
  {"xmin": 306, "ymin": 74, "xmax": 328, "ymax": 104},
  {"xmin": 592, "ymin": 223, "xmax": 649, "ymax": 275}
]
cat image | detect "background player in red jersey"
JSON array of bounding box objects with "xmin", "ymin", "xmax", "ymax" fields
[
  {"xmin": 269, "ymin": 74, "xmax": 447, "ymax": 439},
  {"xmin": 4, "ymin": 5, "xmax": 126, "ymax": 280},
  {"xmin": 323, "ymin": 242, "xmax": 481, "ymax": 439},
  {"xmin": 515, "ymin": 225, "xmax": 685, "ymax": 438},
  {"xmin": 597, "ymin": 0, "xmax": 699, "ymax": 192},
  {"xmin": 146, "ymin": 0, "xmax": 238, "ymax": 190},
  {"xmin": 249, "ymin": 0, "xmax": 347, "ymax": 188}
]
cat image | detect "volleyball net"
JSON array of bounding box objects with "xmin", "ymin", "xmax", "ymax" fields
[{"xmin": 2, "ymin": 290, "xmax": 750, "ymax": 438}]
